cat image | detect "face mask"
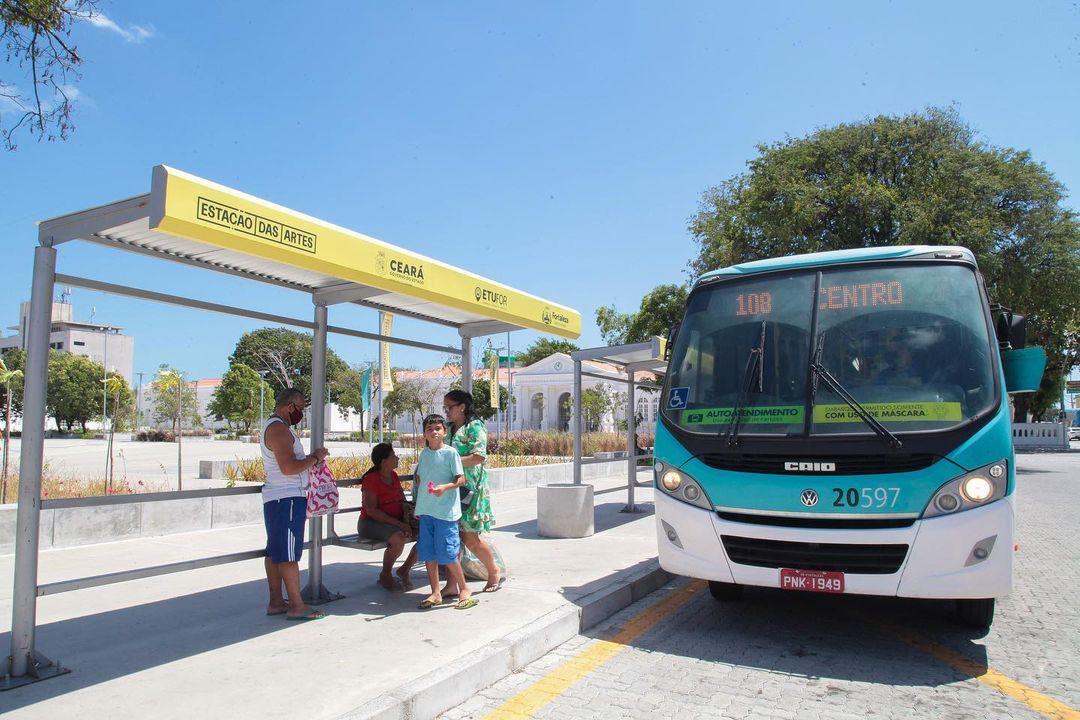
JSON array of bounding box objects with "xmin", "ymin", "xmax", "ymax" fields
[{"xmin": 288, "ymin": 405, "xmax": 304, "ymax": 426}]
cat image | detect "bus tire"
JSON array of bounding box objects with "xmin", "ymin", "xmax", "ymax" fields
[
  {"xmin": 955, "ymin": 598, "xmax": 995, "ymax": 629},
  {"xmin": 708, "ymin": 581, "xmax": 743, "ymax": 601}
]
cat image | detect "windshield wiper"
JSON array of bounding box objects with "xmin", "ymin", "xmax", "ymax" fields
[
  {"xmin": 809, "ymin": 331, "xmax": 902, "ymax": 449},
  {"xmin": 723, "ymin": 320, "xmax": 766, "ymax": 447}
]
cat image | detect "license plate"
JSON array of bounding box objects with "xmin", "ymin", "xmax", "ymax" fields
[{"xmin": 779, "ymin": 568, "xmax": 845, "ymax": 594}]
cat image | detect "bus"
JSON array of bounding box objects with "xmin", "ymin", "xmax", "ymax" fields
[{"xmin": 655, "ymin": 245, "xmax": 1023, "ymax": 629}]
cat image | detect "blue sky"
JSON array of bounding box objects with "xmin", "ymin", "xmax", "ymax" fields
[{"xmin": 2, "ymin": 1, "xmax": 1078, "ymax": 384}]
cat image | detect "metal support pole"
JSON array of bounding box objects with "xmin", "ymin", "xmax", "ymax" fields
[
  {"xmin": 622, "ymin": 367, "xmax": 641, "ymax": 513},
  {"xmin": 461, "ymin": 336, "xmax": 472, "ymax": 394},
  {"xmin": 8, "ymin": 245, "xmax": 67, "ymax": 685},
  {"xmin": 573, "ymin": 359, "xmax": 582, "ymax": 485},
  {"xmin": 302, "ymin": 302, "xmax": 341, "ymax": 604},
  {"xmin": 377, "ymin": 312, "xmax": 384, "ymax": 444}
]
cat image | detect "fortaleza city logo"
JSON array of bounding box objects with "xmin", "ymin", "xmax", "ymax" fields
[
  {"xmin": 474, "ymin": 285, "xmax": 508, "ymax": 307},
  {"xmin": 541, "ymin": 306, "xmax": 570, "ymax": 326}
]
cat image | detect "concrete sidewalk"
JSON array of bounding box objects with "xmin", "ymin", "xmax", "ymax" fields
[{"xmin": 0, "ymin": 471, "xmax": 664, "ymax": 720}]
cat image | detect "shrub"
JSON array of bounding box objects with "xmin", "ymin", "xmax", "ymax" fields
[{"xmin": 487, "ymin": 431, "xmax": 654, "ymax": 457}]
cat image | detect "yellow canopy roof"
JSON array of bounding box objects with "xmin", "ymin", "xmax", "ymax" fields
[{"xmin": 38, "ymin": 165, "xmax": 581, "ymax": 339}]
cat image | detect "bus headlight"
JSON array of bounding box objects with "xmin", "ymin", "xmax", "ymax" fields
[
  {"xmin": 924, "ymin": 461, "xmax": 1007, "ymax": 519},
  {"xmin": 655, "ymin": 466, "xmax": 713, "ymax": 510},
  {"xmin": 961, "ymin": 476, "xmax": 993, "ymax": 502}
]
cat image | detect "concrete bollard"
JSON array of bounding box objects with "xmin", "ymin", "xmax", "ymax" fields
[{"xmin": 537, "ymin": 483, "xmax": 594, "ymax": 538}]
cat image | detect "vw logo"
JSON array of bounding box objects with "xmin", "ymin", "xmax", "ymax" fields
[{"xmin": 800, "ymin": 489, "xmax": 819, "ymax": 507}]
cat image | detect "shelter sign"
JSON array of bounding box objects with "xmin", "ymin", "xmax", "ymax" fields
[{"xmin": 148, "ymin": 166, "xmax": 581, "ymax": 338}]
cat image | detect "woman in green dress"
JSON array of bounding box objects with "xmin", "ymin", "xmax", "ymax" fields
[{"xmin": 441, "ymin": 389, "xmax": 503, "ymax": 593}]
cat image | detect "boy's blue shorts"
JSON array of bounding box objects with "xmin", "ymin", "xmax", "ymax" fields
[
  {"xmin": 417, "ymin": 515, "xmax": 460, "ymax": 564},
  {"xmin": 263, "ymin": 497, "xmax": 306, "ymax": 564}
]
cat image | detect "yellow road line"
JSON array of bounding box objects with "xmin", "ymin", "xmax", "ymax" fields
[
  {"xmin": 482, "ymin": 580, "xmax": 707, "ymax": 720},
  {"xmin": 892, "ymin": 631, "xmax": 1079, "ymax": 720}
]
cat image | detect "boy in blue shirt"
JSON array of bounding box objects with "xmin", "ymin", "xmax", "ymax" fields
[{"xmin": 414, "ymin": 414, "xmax": 477, "ymax": 610}]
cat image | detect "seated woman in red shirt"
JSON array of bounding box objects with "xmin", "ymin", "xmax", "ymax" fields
[{"xmin": 358, "ymin": 443, "xmax": 417, "ymax": 590}]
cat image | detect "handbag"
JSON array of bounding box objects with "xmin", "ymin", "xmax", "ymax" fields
[
  {"xmin": 306, "ymin": 460, "xmax": 340, "ymax": 518},
  {"xmin": 459, "ymin": 482, "xmax": 474, "ymax": 513}
]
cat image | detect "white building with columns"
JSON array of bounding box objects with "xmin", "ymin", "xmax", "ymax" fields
[{"xmin": 387, "ymin": 352, "xmax": 660, "ymax": 436}]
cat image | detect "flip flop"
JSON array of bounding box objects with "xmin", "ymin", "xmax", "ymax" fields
[
  {"xmin": 454, "ymin": 597, "xmax": 479, "ymax": 610},
  {"xmin": 482, "ymin": 577, "xmax": 506, "ymax": 593},
  {"xmin": 286, "ymin": 610, "xmax": 325, "ymax": 622},
  {"xmin": 417, "ymin": 597, "xmax": 443, "ymax": 610}
]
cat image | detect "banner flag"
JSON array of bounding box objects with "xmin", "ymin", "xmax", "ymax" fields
[{"xmin": 379, "ymin": 313, "xmax": 394, "ymax": 392}]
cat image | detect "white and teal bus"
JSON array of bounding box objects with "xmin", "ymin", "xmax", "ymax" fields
[{"xmin": 655, "ymin": 246, "xmax": 1029, "ymax": 629}]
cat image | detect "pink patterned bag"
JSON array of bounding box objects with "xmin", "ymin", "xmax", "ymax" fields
[{"xmin": 306, "ymin": 460, "xmax": 339, "ymax": 518}]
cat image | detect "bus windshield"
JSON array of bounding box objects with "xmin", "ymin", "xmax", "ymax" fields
[{"xmin": 664, "ymin": 263, "xmax": 997, "ymax": 437}]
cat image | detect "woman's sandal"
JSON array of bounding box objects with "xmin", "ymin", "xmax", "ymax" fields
[
  {"xmin": 454, "ymin": 597, "xmax": 479, "ymax": 610},
  {"xmin": 285, "ymin": 609, "xmax": 325, "ymax": 622},
  {"xmin": 417, "ymin": 596, "xmax": 443, "ymax": 610},
  {"xmin": 482, "ymin": 576, "xmax": 506, "ymax": 593}
]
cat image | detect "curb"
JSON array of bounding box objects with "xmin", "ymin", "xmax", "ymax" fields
[{"xmin": 339, "ymin": 561, "xmax": 674, "ymax": 720}]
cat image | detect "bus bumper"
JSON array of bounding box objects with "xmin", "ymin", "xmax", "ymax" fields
[{"xmin": 655, "ymin": 492, "xmax": 1014, "ymax": 599}]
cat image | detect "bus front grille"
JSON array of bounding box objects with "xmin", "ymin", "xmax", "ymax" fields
[
  {"xmin": 701, "ymin": 453, "xmax": 937, "ymax": 475},
  {"xmin": 721, "ymin": 535, "xmax": 909, "ymax": 574}
]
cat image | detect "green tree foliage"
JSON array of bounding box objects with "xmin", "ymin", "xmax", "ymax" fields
[
  {"xmin": 45, "ymin": 351, "xmax": 104, "ymax": 432},
  {"xmin": 579, "ymin": 386, "xmax": 613, "ymax": 432},
  {"xmin": 330, "ymin": 364, "xmax": 367, "ymax": 420},
  {"xmin": 207, "ymin": 363, "xmax": 273, "ymax": 432},
  {"xmin": 228, "ymin": 327, "xmax": 350, "ymax": 404},
  {"xmin": 103, "ymin": 373, "xmax": 135, "ymax": 431},
  {"xmin": 151, "ymin": 366, "xmax": 201, "ymax": 433},
  {"xmin": 517, "ymin": 338, "xmax": 580, "ymax": 368},
  {"xmin": 1, "ymin": 0, "xmax": 100, "ymax": 149},
  {"xmin": 1, "ymin": 347, "xmax": 26, "ymax": 416},
  {"xmin": 595, "ymin": 284, "xmax": 689, "ymax": 345},
  {"xmin": 382, "ymin": 372, "xmax": 421, "ymax": 433},
  {"xmin": 688, "ymin": 108, "xmax": 1080, "ymax": 418},
  {"xmin": 449, "ymin": 377, "xmax": 508, "ymax": 421}
]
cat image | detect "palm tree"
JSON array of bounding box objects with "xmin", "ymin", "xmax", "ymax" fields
[{"xmin": 1, "ymin": 357, "xmax": 24, "ymax": 503}]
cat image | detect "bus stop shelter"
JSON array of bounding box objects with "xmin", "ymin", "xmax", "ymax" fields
[
  {"xmin": 570, "ymin": 338, "xmax": 666, "ymax": 513},
  {"xmin": 7, "ymin": 165, "xmax": 580, "ymax": 685}
]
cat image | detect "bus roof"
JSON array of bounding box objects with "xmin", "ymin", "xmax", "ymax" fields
[{"xmin": 697, "ymin": 245, "xmax": 977, "ymax": 282}]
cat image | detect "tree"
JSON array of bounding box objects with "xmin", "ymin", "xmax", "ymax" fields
[
  {"xmin": 579, "ymin": 386, "xmax": 611, "ymax": 432},
  {"xmin": 330, "ymin": 364, "xmax": 368, "ymax": 420},
  {"xmin": 517, "ymin": 338, "xmax": 580, "ymax": 368},
  {"xmin": 383, "ymin": 374, "xmax": 422, "ymax": 437},
  {"xmin": 151, "ymin": 365, "xmax": 200, "ymax": 433},
  {"xmin": 1, "ymin": 347, "xmax": 25, "ymax": 417},
  {"xmin": 228, "ymin": 327, "xmax": 350, "ymax": 403},
  {"xmin": 449, "ymin": 377, "xmax": 508, "ymax": 421},
  {"xmin": 596, "ymin": 284, "xmax": 689, "ymax": 345},
  {"xmin": 0, "ymin": 353, "xmax": 22, "ymax": 501},
  {"xmin": 689, "ymin": 107, "xmax": 1080, "ymax": 418},
  {"xmin": 207, "ymin": 363, "xmax": 273, "ymax": 433},
  {"xmin": 46, "ymin": 350, "xmax": 105, "ymax": 432},
  {"xmin": 1, "ymin": 0, "xmax": 100, "ymax": 149}
]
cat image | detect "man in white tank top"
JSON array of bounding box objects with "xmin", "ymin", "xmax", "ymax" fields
[{"xmin": 262, "ymin": 387, "xmax": 329, "ymax": 621}]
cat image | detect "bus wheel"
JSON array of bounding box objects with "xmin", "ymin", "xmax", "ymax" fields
[
  {"xmin": 708, "ymin": 581, "xmax": 743, "ymax": 601},
  {"xmin": 955, "ymin": 598, "xmax": 995, "ymax": 629}
]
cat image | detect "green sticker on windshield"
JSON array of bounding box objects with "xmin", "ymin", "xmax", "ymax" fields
[
  {"xmin": 813, "ymin": 402, "xmax": 962, "ymax": 423},
  {"xmin": 682, "ymin": 406, "xmax": 805, "ymax": 425}
]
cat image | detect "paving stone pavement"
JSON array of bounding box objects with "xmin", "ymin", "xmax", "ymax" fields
[{"xmin": 442, "ymin": 451, "xmax": 1079, "ymax": 719}]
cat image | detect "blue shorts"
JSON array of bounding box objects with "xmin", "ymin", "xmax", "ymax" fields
[
  {"xmin": 263, "ymin": 497, "xmax": 306, "ymax": 564},
  {"xmin": 417, "ymin": 515, "xmax": 460, "ymax": 564}
]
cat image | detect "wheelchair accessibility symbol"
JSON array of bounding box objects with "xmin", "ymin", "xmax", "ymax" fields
[{"xmin": 667, "ymin": 387, "xmax": 689, "ymax": 410}]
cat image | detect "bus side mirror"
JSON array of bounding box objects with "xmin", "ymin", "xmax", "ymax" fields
[
  {"xmin": 665, "ymin": 322, "xmax": 681, "ymax": 361},
  {"xmin": 992, "ymin": 306, "xmax": 1027, "ymax": 350},
  {"xmin": 1001, "ymin": 346, "xmax": 1046, "ymax": 394}
]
